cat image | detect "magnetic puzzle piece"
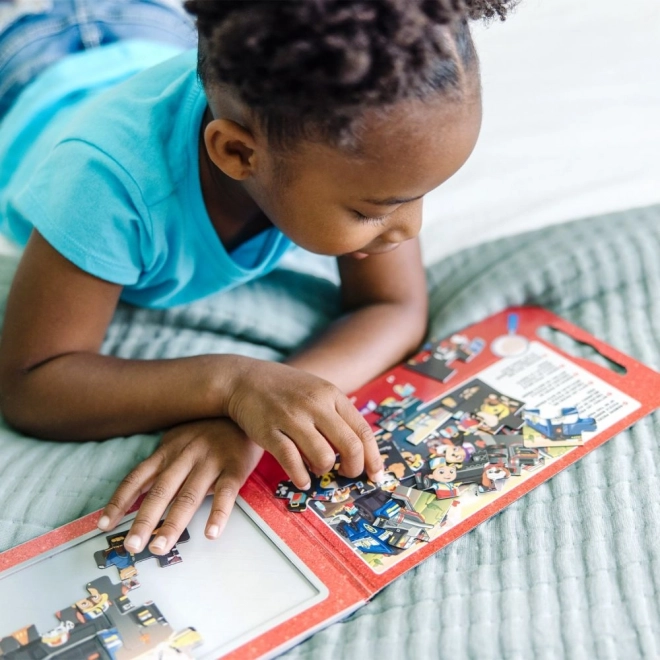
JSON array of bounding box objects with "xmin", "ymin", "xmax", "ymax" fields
[
  {"xmin": 359, "ymin": 399, "xmax": 378, "ymax": 415},
  {"xmin": 405, "ymin": 335, "xmax": 485, "ymax": 384},
  {"xmin": 333, "ymin": 516, "xmax": 429, "ymax": 556},
  {"xmin": 275, "ymin": 473, "xmax": 376, "ymax": 513},
  {"xmin": 476, "ymin": 464, "xmax": 512, "ymax": 494},
  {"xmin": 332, "ymin": 517, "xmax": 406, "ymax": 556},
  {"xmin": 485, "ymin": 434, "xmax": 544, "ymax": 475},
  {"xmin": 406, "ymin": 358, "xmax": 456, "ymax": 384},
  {"xmin": 413, "ymin": 472, "xmax": 461, "ymax": 500},
  {"xmin": 378, "ymin": 438, "xmax": 415, "ymax": 481},
  {"xmin": 371, "ymin": 396, "xmax": 457, "ymax": 448},
  {"xmin": 522, "ymin": 421, "xmax": 587, "ymax": 449},
  {"xmin": 274, "ymin": 438, "xmax": 422, "ymax": 515},
  {"xmin": 403, "ymin": 406, "xmax": 453, "ymax": 446},
  {"xmin": 391, "ymin": 485, "xmax": 454, "ymax": 526},
  {"xmin": 94, "ymin": 522, "xmax": 191, "ymax": 582},
  {"xmin": 393, "ymin": 382, "xmax": 416, "ymax": 398},
  {"xmin": 523, "ymin": 406, "xmax": 596, "ymax": 443},
  {"xmin": 333, "ymin": 486, "xmax": 436, "ymax": 548},
  {"xmin": 275, "ymin": 481, "xmax": 312, "ymax": 512},
  {"xmin": 430, "ymin": 380, "xmax": 525, "ymax": 438},
  {"xmin": 0, "ymin": 575, "xmax": 203, "ymax": 660},
  {"xmin": 374, "ymin": 395, "xmax": 425, "ymax": 432},
  {"xmin": 328, "ymin": 486, "xmax": 442, "ymax": 556},
  {"xmin": 440, "ymin": 380, "xmax": 523, "ymax": 413},
  {"xmin": 498, "ymin": 413, "xmax": 525, "ymax": 433}
]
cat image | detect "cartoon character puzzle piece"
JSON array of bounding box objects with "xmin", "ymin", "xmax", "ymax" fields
[
  {"xmin": 522, "ymin": 406, "xmax": 597, "ymax": 447},
  {"xmin": 391, "ymin": 484, "xmax": 454, "ymax": 526},
  {"xmin": 329, "ymin": 485, "xmax": 443, "ymax": 556},
  {"xmin": 372, "ymin": 394, "xmax": 458, "ymax": 449},
  {"xmin": 403, "ymin": 404, "xmax": 453, "ymax": 447},
  {"xmin": 274, "ymin": 442, "xmax": 415, "ymax": 514},
  {"xmin": 0, "ymin": 575, "xmax": 203, "ymax": 660},
  {"xmin": 485, "ymin": 434, "xmax": 544, "ymax": 475},
  {"xmin": 275, "ymin": 481, "xmax": 312, "ymax": 512},
  {"xmin": 405, "ymin": 334, "xmax": 485, "ymax": 384},
  {"xmin": 477, "ymin": 463, "xmax": 511, "ymax": 494},
  {"xmin": 274, "ymin": 471, "xmax": 375, "ymax": 514},
  {"xmin": 94, "ymin": 522, "xmax": 191, "ymax": 582},
  {"xmin": 374, "ymin": 395, "xmax": 425, "ymax": 432},
  {"xmin": 352, "ymin": 488, "xmax": 432, "ymax": 532},
  {"xmin": 413, "ymin": 457, "xmax": 462, "ymax": 499},
  {"xmin": 377, "ymin": 437, "xmax": 416, "ymax": 481},
  {"xmin": 332, "ymin": 517, "xmax": 412, "ymax": 556}
]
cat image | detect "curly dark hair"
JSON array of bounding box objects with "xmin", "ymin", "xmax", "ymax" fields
[{"xmin": 184, "ymin": 0, "xmax": 516, "ymax": 149}]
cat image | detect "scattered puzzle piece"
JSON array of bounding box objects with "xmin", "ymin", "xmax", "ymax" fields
[
  {"xmin": 0, "ymin": 575, "xmax": 202, "ymax": 660},
  {"xmin": 272, "ymin": 369, "xmax": 586, "ymax": 566},
  {"xmin": 522, "ymin": 406, "xmax": 596, "ymax": 447},
  {"xmin": 275, "ymin": 481, "xmax": 311, "ymax": 512},
  {"xmin": 94, "ymin": 522, "xmax": 190, "ymax": 583},
  {"xmin": 405, "ymin": 335, "xmax": 485, "ymax": 384}
]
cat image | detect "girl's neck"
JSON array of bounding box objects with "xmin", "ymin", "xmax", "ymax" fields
[{"xmin": 198, "ymin": 107, "xmax": 272, "ymax": 252}]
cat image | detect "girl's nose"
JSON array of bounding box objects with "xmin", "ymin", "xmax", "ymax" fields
[{"xmin": 382, "ymin": 205, "xmax": 423, "ymax": 243}]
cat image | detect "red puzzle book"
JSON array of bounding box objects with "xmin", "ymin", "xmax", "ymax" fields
[{"xmin": 2, "ymin": 307, "xmax": 659, "ymax": 659}]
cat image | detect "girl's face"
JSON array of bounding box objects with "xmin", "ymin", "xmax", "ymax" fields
[{"xmin": 246, "ymin": 90, "xmax": 482, "ymax": 258}]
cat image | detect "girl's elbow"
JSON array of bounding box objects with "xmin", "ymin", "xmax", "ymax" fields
[{"xmin": 0, "ymin": 371, "xmax": 42, "ymax": 437}]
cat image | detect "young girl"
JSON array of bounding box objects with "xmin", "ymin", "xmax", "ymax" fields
[{"xmin": 0, "ymin": 0, "xmax": 512, "ymax": 557}]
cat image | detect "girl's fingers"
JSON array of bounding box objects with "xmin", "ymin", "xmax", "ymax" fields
[
  {"xmin": 314, "ymin": 412, "xmax": 363, "ymax": 477},
  {"xmin": 123, "ymin": 466, "xmax": 188, "ymax": 554},
  {"xmin": 294, "ymin": 426, "xmax": 337, "ymax": 476},
  {"xmin": 205, "ymin": 473, "xmax": 243, "ymax": 539},
  {"xmin": 335, "ymin": 397, "xmax": 384, "ymax": 482},
  {"xmin": 148, "ymin": 465, "xmax": 219, "ymax": 554},
  {"xmin": 268, "ymin": 430, "xmax": 312, "ymax": 490},
  {"xmin": 99, "ymin": 457, "xmax": 162, "ymax": 531}
]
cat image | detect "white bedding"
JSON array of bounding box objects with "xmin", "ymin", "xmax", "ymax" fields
[{"xmin": 1, "ymin": 0, "xmax": 658, "ymax": 261}]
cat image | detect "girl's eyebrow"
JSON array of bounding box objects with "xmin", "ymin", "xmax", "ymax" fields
[{"xmin": 361, "ymin": 193, "xmax": 424, "ymax": 206}]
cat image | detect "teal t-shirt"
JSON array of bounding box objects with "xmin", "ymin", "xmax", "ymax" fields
[{"xmin": 0, "ymin": 41, "xmax": 292, "ymax": 308}]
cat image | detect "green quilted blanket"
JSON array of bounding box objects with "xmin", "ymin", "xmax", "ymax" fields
[{"xmin": 1, "ymin": 204, "xmax": 658, "ymax": 659}]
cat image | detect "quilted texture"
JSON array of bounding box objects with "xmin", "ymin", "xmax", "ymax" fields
[{"xmin": 0, "ymin": 205, "xmax": 659, "ymax": 659}]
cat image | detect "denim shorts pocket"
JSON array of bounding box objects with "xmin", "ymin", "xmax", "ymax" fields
[
  {"xmin": 96, "ymin": 1, "xmax": 195, "ymax": 48},
  {"xmin": 0, "ymin": 0, "xmax": 55, "ymax": 33}
]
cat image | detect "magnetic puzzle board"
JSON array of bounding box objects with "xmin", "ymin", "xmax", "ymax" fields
[
  {"xmin": 4, "ymin": 308, "xmax": 660, "ymax": 660},
  {"xmin": 0, "ymin": 498, "xmax": 327, "ymax": 659}
]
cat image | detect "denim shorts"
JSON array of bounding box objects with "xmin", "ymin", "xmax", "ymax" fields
[{"xmin": 0, "ymin": 0, "xmax": 197, "ymax": 119}]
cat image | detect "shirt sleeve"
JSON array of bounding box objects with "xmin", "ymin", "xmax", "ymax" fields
[{"xmin": 8, "ymin": 138, "xmax": 152, "ymax": 285}]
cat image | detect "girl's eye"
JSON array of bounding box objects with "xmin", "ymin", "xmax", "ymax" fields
[{"xmin": 353, "ymin": 211, "xmax": 387, "ymax": 225}]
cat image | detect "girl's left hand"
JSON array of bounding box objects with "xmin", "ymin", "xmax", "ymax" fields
[{"xmin": 97, "ymin": 418, "xmax": 264, "ymax": 555}]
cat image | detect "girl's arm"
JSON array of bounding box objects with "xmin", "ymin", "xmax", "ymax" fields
[
  {"xmin": 0, "ymin": 231, "xmax": 383, "ymax": 488},
  {"xmin": 285, "ymin": 237, "xmax": 428, "ymax": 391},
  {"xmin": 0, "ymin": 231, "xmax": 240, "ymax": 440}
]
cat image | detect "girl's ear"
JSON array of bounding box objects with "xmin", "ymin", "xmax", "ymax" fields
[{"xmin": 204, "ymin": 118, "xmax": 257, "ymax": 180}]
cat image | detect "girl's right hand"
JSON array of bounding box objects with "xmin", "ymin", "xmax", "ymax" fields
[{"xmin": 227, "ymin": 360, "xmax": 384, "ymax": 489}]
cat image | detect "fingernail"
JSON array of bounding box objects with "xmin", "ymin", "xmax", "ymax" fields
[
  {"xmin": 97, "ymin": 515, "xmax": 111, "ymax": 531},
  {"xmin": 150, "ymin": 536, "xmax": 167, "ymax": 552},
  {"xmin": 206, "ymin": 525, "xmax": 220, "ymax": 539},
  {"xmin": 301, "ymin": 481, "xmax": 311, "ymax": 491},
  {"xmin": 124, "ymin": 534, "xmax": 142, "ymax": 552},
  {"xmin": 372, "ymin": 470, "xmax": 385, "ymax": 484}
]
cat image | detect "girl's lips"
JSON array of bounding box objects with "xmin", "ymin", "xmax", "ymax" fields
[
  {"xmin": 347, "ymin": 244, "xmax": 400, "ymax": 259},
  {"xmin": 348, "ymin": 251, "xmax": 371, "ymax": 260}
]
